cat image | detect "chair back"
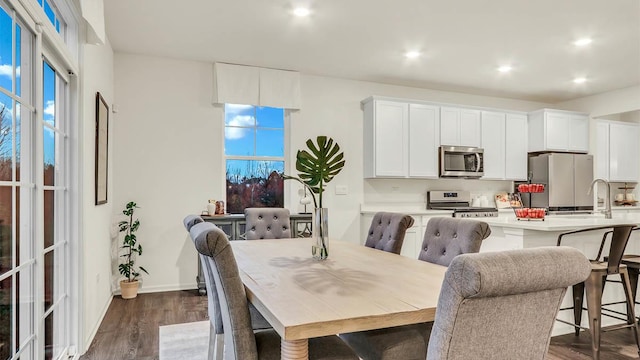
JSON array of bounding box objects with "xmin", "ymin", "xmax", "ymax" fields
[
  {"xmin": 193, "ymin": 223, "xmax": 258, "ymax": 360},
  {"xmin": 244, "ymin": 208, "xmax": 292, "ymax": 240},
  {"xmin": 418, "ymin": 217, "xmax": 491, "ymax": 266},
  {"xmin": 185, "ymin": 218, "xmax": 224, "ymax": 336},
  {"xmin": 364, "ymin": 212, "xmax": 415, "ymax": 254},
  {"xmin": 426, "ymin": 246, "xmax": 591, "ymax": 360},
  {"xmin": 602, "ymin": 225, "xmax": 636, "ymax": 275},
  {"xmin": 559, "ymin": 224, "xmax": 637, "ymax": 276}
]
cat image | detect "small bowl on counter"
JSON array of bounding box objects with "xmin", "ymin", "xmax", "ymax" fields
[
  {"xmin": 514, "ymin": 208, "xmax": 546, "ymax": 220},
  {"xmin": 517, "ymin": 184, "xmax": 545, "ymax": 193}
]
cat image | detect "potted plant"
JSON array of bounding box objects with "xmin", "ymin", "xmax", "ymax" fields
[
  {"xmin": 118, "ymin": 201, "xmax": 148, "ymax": 299},
  {"xmin": 284, "ymin": 136, "xmax": 345, "ymax": 259}
]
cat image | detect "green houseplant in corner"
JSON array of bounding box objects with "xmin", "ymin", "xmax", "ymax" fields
[
  {"xmin": 118, "ymin": 201, "xmax": 148, "ymax": 299},
  {"xmin": 283, "ymin": 136, "xmax": 345, "ymax": 259}
]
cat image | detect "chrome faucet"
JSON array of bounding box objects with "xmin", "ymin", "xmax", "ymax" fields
[{"xmin": 589, "ymin": 178, "xmax": 612, "ymax": 219}]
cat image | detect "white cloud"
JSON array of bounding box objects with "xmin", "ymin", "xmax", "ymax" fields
[
  {"xmin": 225, "ymin": 115, "xmax": 254, "ymax": 140},
  {"xmin": 224, "ymin": 104, "xmax": 253, "ymax": 118},
  {"xmin": 0, "ymin": 65, "xmax": 20, "ymax": 78},
  {"xmin": 44, "ymin": 100, "xmax": 55, "ymax": 125}
]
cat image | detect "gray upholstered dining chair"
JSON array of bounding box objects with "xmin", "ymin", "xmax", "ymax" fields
[
  {"xmin": 418, "ymin": 217, "xmax": 491, "ymax": 266},
  {"xmin": 426, "ymin": 246, "xmax": 591, "ymax": 359},
  {"xmin": 340, "ymin": 217, "xmax": 492, "ymax": 360},
  {"xmin": 244, "ymin": 207, "xmax": 292, "ymax": 240},
  {"xmin": 184, "ymin": 215, "xmax": 271, "ymax": 360},
  {"xmin": 193, "ymin": 222, "xmax": 360, "ymax": 360},
  {"xmin": 364, "ymin": 212, "xmax": 415, "ymax": 255}
]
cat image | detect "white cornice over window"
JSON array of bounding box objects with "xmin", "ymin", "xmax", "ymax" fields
[
  {"xmin": 80, "ymin": 0, "xmax": 105, "ymax": 45},
  {"xmin": 212, "ymin": 62, "xmax": 301, "ymax": 110}
]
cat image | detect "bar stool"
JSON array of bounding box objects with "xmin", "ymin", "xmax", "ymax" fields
[
  {"xmin": 556, "ymin": 224, "xmax": 640, "ymax": 360},
  {"xmin": 604, "ymin": 227, "xmax": 640, "ymax": 323}
]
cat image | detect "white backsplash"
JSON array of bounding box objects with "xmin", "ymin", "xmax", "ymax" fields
[{"xmin": 364, "ymin": 178, "xmax": 513, "ymax": 208}]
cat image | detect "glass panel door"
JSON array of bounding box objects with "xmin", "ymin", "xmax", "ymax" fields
[
  {"xmin": 0, "ymin": 2, "xmax": 36, "ymax": 359},
  {"xmin": 41, "ymin": 60, "xmax": 67, "ymax": 360}
]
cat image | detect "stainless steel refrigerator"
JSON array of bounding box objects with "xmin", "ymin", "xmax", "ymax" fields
[{"xmin": 527, "ymin": 153, "xmax": 594, "ymax": 212}]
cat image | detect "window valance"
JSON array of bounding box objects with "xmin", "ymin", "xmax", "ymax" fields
[{"xmin": 212, "ymin": 62, "xmax": 301, "ymax": 110}]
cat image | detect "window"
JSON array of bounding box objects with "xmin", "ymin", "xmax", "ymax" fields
[
  {"xmin": 38, "ymin": 0, "xmax": 63, "ymax": 34},
  {"xmin": 224, "ymin": 104, "xmax": 285, "ymax": 214},
  {"xmin": 0, "ymin": 0, "xmax": 75, "ymax": 358}
]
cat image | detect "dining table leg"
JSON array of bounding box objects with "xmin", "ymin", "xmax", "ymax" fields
[{"xmin": 281, "ymin": 338, "xmax": 309, "ymax": 360}]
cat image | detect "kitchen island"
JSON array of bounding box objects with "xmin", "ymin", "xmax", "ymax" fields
[
  {"xmin": 481, "ymin": 212, "xmax": 640, "ymax": 335},
  {"xmin": 480, "ymin": 212, "xmax": 640, "ymax": 252}
]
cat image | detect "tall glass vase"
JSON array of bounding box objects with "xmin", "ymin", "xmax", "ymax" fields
[{"xmin": 312, "ymin": 208, "xmax": 329, "ymax": 260}]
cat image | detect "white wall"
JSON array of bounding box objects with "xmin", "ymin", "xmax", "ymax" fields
[
  {"xmin": 113, "ymin": 53, "xmax": 222, "ymax": 293},
  {"xmin": 80, "ymin": 38, "xmax": 114, "ymax": 351},
  {"xmin": 555, "ymin": 85, "xmax": 640, "ymax": 118},
  {"xmin": 112, "ymin": 53, "xmax": 552, "ymax": 292}
]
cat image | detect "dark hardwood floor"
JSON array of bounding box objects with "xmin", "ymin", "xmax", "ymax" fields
[
  {"xmin": 80, "ymin": 290, "xmax": 640, "ymax": 359},
  {"xmin": 79, "ymin": 290, "xmax": 207, "ymax": 360}
]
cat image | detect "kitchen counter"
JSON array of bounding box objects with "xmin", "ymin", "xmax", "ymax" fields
[
  {"xmin": 481, "ymin": 212, "xmax": 640, "ymax": 336},
  {"xmin": 483, "ymin": 213, "xmax": 640, "ymax": 232},
  {"xmin": 360, "ymin": 204, "xmax": 453, "ymax": 216}
]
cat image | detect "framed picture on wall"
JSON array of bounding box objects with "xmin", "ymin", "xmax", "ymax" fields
[{"xmin": 95, "ymin": 92, "xmax": 109, "ymax": 205}]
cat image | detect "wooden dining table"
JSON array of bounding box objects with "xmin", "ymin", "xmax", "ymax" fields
[{"xmin": 230, "ymin": 238, "xmax": 447, "ymax": 360}]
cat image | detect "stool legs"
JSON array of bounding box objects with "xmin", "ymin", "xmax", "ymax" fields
[
  {"xmin": 572, "ymin": 282, "xmax": 585, "ymax": 336},
  {"xmin": 620, "ymin": 269, "xmax": 640, "ymax": 357},
  {"xmin": 628, "ymin": 267, "xmax": 639, "ymax": 323},
  {"xmin": 585, "ymin": 272, "xmax": 604, "ymax": 360}
]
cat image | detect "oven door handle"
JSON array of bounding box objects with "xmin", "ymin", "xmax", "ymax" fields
[{"xmin": 475, "ymin": 153, "xmax": 482, "ymax": 173}]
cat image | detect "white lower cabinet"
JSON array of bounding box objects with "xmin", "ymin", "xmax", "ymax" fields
[{"xmin": 595, "ymin": 120, "xmax": 640, "ymax": 182}]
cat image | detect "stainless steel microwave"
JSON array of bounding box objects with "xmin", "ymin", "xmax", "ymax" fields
[{"xmin": 439, "ymin": 146, "xmax": 484, "ymax": 178}]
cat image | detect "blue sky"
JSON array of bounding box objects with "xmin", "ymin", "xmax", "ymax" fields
[
  {"xmin": 225, "ymin": 104, "xmax": 285, "ymax": 180},
  {"xmin": 0, "ymin": 4, "xmax": 57, "ymax": 167}
]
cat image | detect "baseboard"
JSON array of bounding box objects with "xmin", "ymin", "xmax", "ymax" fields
[{"xmin": 112, "ymin": 283, "xmax": 197, "ymax": 295}]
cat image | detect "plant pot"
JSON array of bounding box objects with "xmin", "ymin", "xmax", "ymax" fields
[{"xmin": 120, "ymin": 279, "xmax": 139, "ymax": 299}]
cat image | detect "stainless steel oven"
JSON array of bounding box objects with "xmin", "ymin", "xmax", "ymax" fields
[{"xmin": 439, "ymin": 146, "xmax": 484, "ymax": 178}]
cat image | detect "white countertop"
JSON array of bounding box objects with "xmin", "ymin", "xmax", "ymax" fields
[
  {"xmin": 483, "ymin": 213, "xmax": 640, "ymax": 232},
  {"xmin": 360, "ymin": 204, "xmax": 453, "ymax": 216}
]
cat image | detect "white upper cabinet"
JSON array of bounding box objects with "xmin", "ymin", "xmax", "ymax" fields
[
  {"xmin": 596, "ymin": 119, "xmax": 639, "ymax": 182},
  {"xmin": 481, "ymin": 111, "xmax": 528, "ymax": 180},
  {"xmin": 528, "ymin": 109, "xmax": 589, "ymax": 153},
  {"xmin": 363, "ymin": 98, "xmax": 439, "ymax": 178},
  {"xmin": 364, "ymin": 100, "xmax": 408, "ymax": 177},
  {"xmin": 408, "ymin": 104, "xmax": 440, "ymax": 178},
  {"xmin": 480, "ymin": 111, "xmax": 505, "ymax": 179},
  {"xmin": 504, "ymin": 114, "xmax": 528, "ymax": 180},
  {"xmin": 440, "ymin": 107, "xmax": 481, "ymax": 147}
]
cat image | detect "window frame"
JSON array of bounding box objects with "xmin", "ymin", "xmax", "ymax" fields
[{"xmin": 222, "ymin": 104, "xmax": 290, "ymax": 213}]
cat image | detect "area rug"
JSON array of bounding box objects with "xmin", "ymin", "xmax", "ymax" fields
[{"xmin": 159, "ymin": 320, "xmax": 209, "ymax": 360}]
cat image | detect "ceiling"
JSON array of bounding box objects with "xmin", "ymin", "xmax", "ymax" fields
[{"xmin": 103, "ymin": 0, "xmax": 640, "ymax": 103}]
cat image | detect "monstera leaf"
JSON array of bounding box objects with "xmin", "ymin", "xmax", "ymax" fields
[{"xmin": 295, "ymin": 136, "xmax": 345, "ymax": 208}]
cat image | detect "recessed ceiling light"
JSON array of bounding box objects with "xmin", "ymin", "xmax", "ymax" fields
[
  {"xmin": 293, "ymin": 7, "xmax": 311, "ymax": 17},
  {"xmin": 497, "ymin": 65, "xmax": 512, "ymax": 73},
  {"xmin": 574, "ymin": 38, "xmax": 592, "ymax": 47},
  {"xmin": 405, "ymin": 51, "xmax": 421, "ymax": 59},
  {"xmin": 573, "ymin": 77, "xmax": 587, "ymax": 84}
]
